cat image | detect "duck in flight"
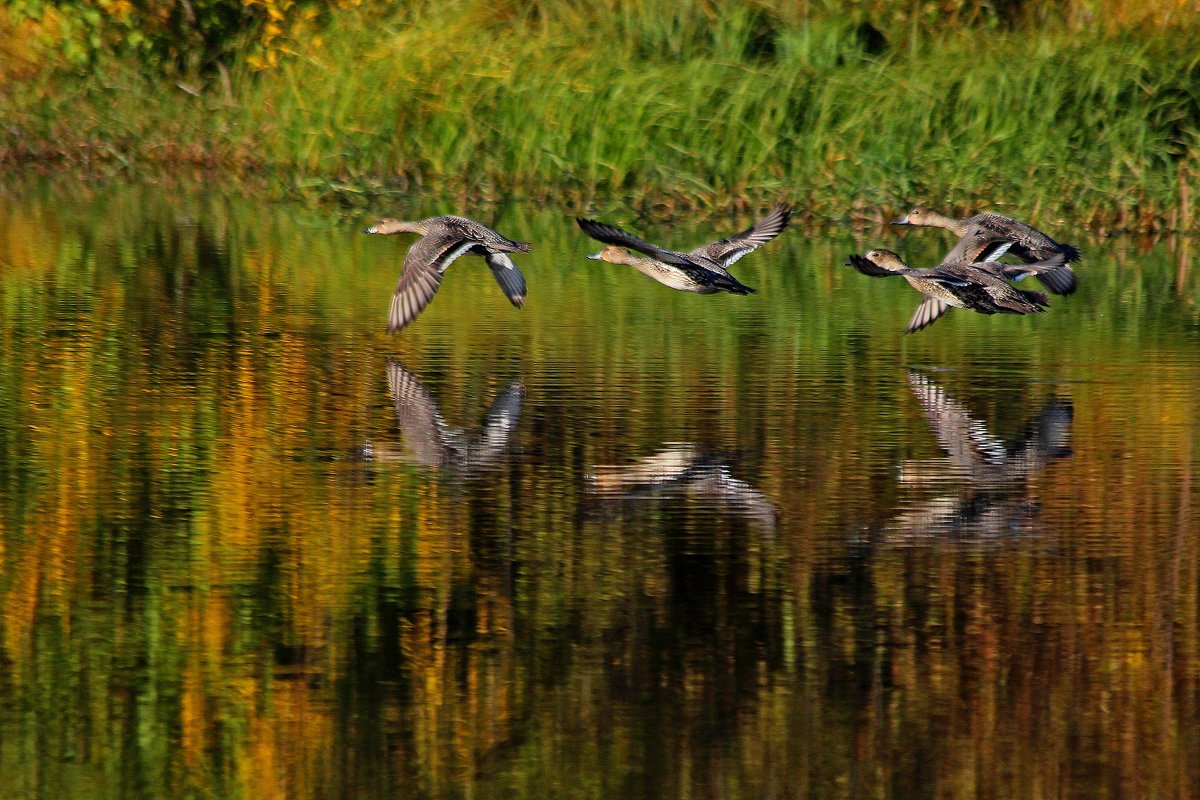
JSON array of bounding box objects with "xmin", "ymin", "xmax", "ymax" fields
[
  {"xmin": 844, "ymin": 248, "xmax": 1068, "ymax": 333},
  {"xmin": 892, "ymin": 207, "xmax": 1079, "ymax": 296},
  {"xmin": 883, "ymin": 370, "xmax": 1074, "ymax": 542},
  {"xmin": 363, "ymin": 215, "xmax": 530, "ymax": 333},
  {"xmin": 575, "ymin": 203, "xmax": 791, "ymax": 295},
  {"xmin": 586, "ymin": 443, "xmax": 778, "ymax": 534},
  {"xmin": 354, "ymin": 361, "xmax": 525, "ymax": 471}
]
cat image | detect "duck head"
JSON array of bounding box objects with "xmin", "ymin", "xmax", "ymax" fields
[
  {"xmin": 587, "ymin": 245, "xmax": 640, "ymax": 265},
  {"xmin": 891, "ymin": 206, "xmax": 934, "ymax": 226},
  {"xmin": 843, "ymin": 248, "xmax": 910, "ymax": 274},
  {"xmin": 863, "ymin": 248, "xmax": 909, "ymax": 271}
]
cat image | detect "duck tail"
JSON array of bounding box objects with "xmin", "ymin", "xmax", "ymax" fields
[
  {"xmin": 1058, "ymin": 242, "xmax": 1081, "ymax": 263},
  {"xmin": 717, "ymin": 274, "xmax": 757, "ymax": 295},
  {"xmin": 1019, "ymin": 289, "xmax": 1050, "ymax": 309},
  {"xmin": 1035, "ymin": 264, "xmax": 1078, "ymax": 296},
  {"xmin": 491, "ymin": 236, "xmax": 531, "ymax": 254}
]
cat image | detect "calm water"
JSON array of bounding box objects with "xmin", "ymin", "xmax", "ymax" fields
[{"xmin": 1, "ymin": 180, "xmax": 1199, "ymax": 800}]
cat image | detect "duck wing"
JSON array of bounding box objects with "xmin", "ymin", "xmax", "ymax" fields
[
  {"xmin": 485, "ymin": 252, "xmax": 528, "ymax": 308},
  {"xmin": 990, "ymin": 250, "xmax": 1066, "ymax": 280},
  {"xmin": 1001, "ymin": 247, "xmax": 1077, "ymax": 295},
  {"xmin": 1006, "ymin": 398, "xmax": 1073, "ymax": 479},
  {"xmin": 942, "ymin": 227, "xmax": 1016, "ymax": 266},
  {"xmin": 576, "ymin": 217, "xmax": 703, "ymax": 270},
  {"xmin": 465, "ymin": 381, "xmax": 525, "ymax": 467},
  {"xmin": 690, "ymin": 204, "xmax": 792, "ymax": 268},
  {"xmin": 1027, "ymin": 261, "xmax": 1077, "ymax": 295},
  {"xmin": 908, "ymin": 371, "xmax": 1007, "ymax": 475},
  {"xmin": 387, "ymin": 361, "xmax": 456, "ymax": 466},
  {"xmin": 906, "ymin": 296, "xmax": 952, "ymax": 333},
  {"xmin": 974, "ymin": 213, "xmax": 1080, "ymax": 261},
  {"xmin": 943, "ymin": 216, "xmax": 1077, "ymax": 296},
  {"xmin": 389, "ymin": 232, "xmax": 478, "ymax": 333}
]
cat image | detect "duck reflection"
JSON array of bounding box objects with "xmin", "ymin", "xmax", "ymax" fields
[
  {"xmin": 885, "ymin": 370, "xmax": 1073, "ymax": 541},
  {"xmin": 357, "ymin": 361, "xmax": 524, "ymax": 472},
  {"xmin": 587, "ymin": 443, "xmax": 777, "ymax": 533}
]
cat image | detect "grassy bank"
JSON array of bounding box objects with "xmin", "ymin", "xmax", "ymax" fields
[{"xmin": 3, "ymin": 0, "xmax": 1199, "ymax": 227}]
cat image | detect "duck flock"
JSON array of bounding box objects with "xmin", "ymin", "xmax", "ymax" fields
[{"xmin": 363, "ymin": 204, "xmax": 1080, "ymax": 335}]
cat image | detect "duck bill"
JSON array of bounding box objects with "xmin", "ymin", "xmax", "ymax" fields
[
  {"xmin": 890, "ymin": 217, "xmax": 911, "ymax": 226},
  {"xmin": 586, "ymin": 252, "xmax": 603, "ymax": 260},
  {"xmin": 363, "ymin": 225, "xmax": 379, "ymax": 234}
]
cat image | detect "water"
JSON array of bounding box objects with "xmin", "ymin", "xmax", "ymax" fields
[{"xmin": 1, "ymin": 179, "xmax": 1199, "ymax": 799}]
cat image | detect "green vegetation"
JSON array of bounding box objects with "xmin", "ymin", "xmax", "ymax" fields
[{"xmin": 2, "ymin": 0, "xmax": 1199, "ymax": 225}]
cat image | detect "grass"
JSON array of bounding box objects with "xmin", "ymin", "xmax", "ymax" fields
[{"xmin": 2, "ymin": 0, "xmax": 1199, "ymax": 227}]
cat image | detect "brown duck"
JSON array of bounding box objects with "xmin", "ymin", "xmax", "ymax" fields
[
  {"xmin": 364, "ymin": 215, "xmax": 530, "ymax": 333},
  {"xmin": 892, "ymin": 207, "xmax": 1079, "ymax": 295},
  {"xmin": 844, "ymin": 248, "xmax": 1067, "ymax": 333},
  {"xmin": 575, "ymin": 204, "xmax": 791, "ymax": 295}
]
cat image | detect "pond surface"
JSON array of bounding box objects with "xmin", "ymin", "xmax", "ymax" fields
[{"xmin": 1, "ymin": 180, "xmax": 1199, "ymax": 800}]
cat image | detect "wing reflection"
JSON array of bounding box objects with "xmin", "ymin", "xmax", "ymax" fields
[
  {"xmin": 356, "ymin": 361, "xmax": 524, "ymax": 472},
  {"xmin": 884, "ymin": 370, "xmax": 1072, "ymax": 542},
  {"xmin": 587, "ymin": 443, "xmax": 777, "ymax": 533}
]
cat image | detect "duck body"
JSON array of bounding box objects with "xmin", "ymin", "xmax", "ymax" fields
[
  {"xmin": 582, "ymin": 243, "xmax": 747, "ymax": 294},
  {"xmin": 364, "ymin": 215, "xmax": 530, "ymax": 333},
  {"xmin": 884, "ymin": 370, "xmax": 1073, "ymax": 542},
  {"xmin": 845, "ymin": 248, "xmax": 1060, "ymax": 333},
  {"xmin": 575, "ymin": 204, "xmax": 791, "ymax": 296},
  {"xmin": 893, "ymin": 207, "xmax": 1079, "ymax": 296}
]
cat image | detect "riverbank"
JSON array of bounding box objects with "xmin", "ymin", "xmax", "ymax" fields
[{"xmin": 2, "ymin": 2, "xmax": 1197, "ymax": 228}]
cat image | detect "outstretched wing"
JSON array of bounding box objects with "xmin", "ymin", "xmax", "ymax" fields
[
  {"xmin": 485, "ymin": 252, "xmax": 527, "ymax": 308},
  {"xmin": 466, "ymin": 381, "xmax": 526, "ymax": 466},
  {"xmin": 690, "ymin": 204, "xmax": 792, "ymax": 268},
  {"xmin": 389, "ymin": 233, "xmax": 477, "ymax": 333},
  {"xmin": 959, "ymin": 218, "xmax": 1079, "ymax": 295},
  {"xmin": 387, "ymin": 361, "xmax": 453, "ymax": 466},
  {"xmin": 576, "ymin": 217, "xmax": 702, "ymax": 270},
  {"xmin": 996, "ymin": 247, "xmax": 1076, "ymax": 295},
  {"xmin": 920, "ymin": 267, "xmax": 976, "ymax": 287},
  {"xmin": 990, "ymin": 250, "xmax": 1069, "ymax": 282},
  {"xmin": 943, "ymin": 228, "xmax": 1014, "ymax": 265},
  {"xmin": 907, "ymin": 371, "xmax": 1007, "ymax": 474},
  {"xmin": 906, "ymin": 296, "xmax": 951, "ymax": 334}
]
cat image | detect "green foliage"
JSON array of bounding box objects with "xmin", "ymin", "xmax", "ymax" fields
[
  {"xmin": 233, "ymin": 1, "xmax": 1198, "ymax": 224},
  {"xmin": 1, "ymin": 0, "xmax": 1199, "ymax": 225}
]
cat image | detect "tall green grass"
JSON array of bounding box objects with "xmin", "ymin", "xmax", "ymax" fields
[{"xmin": 3, "ymin": 0, "xmax": 1198, "ymax": 226}]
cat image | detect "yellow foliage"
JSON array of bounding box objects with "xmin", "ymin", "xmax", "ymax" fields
[
  {"xmin": 241, "ymin": 0, "xmax": 368, "ymax": 71},
  {"xmin": 0, "ymin": 8, "xmax": 42, "ymax": 81}
]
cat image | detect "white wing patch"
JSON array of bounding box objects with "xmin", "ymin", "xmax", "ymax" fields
[
  {"xmin": 437, "ymin": 240, "xmax": 478, "ymax": 273},
  {"xmin": 982, "ymin": 241, "xmax": 1014, "ymax": 262},
  {"xmin": 720, "ymin": 247, "xmax": 754, "ymax": 267}
]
